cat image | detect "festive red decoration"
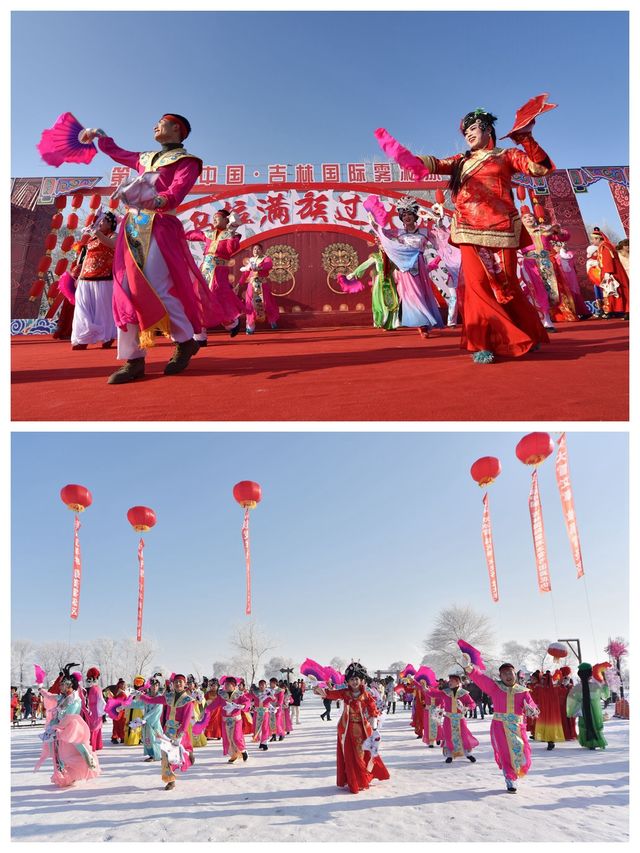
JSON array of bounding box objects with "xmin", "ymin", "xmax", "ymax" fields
[
  {"xmin": 44, "ymin": 233, "xmax": 57, "ymax": 252},
  {"xmin": 66, "ymin": 213, "xmax": 79, "ymax": 230},
  {"xmin": 37, "ymin": 256, "xmax": 52, "ymax": 274},
  {"xmin": 547, "ymin": 642, "xmax": 568, "ymax": 659},
  {"xmin": 434, "ymin": 189, "xmax": 445, "ymax": 205},
  {"xmin": 516, "ymin": 185, "xmax": 527, "ymax": 201},
  {"xmin": 54, "ymin": 196, "xmax": 67, "ymax": 210},
  {"xmin": 233, "ymin": 481, "xmax": 262, "ymax": 509},
  {"xmin": 78, "ymin": 233, "xmax": 91, "ymax": 247},
  {"xmin": 534, "ymin": 203, "xmax": 546, "ymax": 222},
  {"xmin": 85, "ymin": 213, "xmax": 96, "ymax": 226},
  {"xmin": 54, "ymin": 258, "xmax": 69, "ymax": 276},
  {"xmin": 516, "ymin": 432, "xmax": 554, "ymax": 466},
  {"xmin": 108, "ymin": 197, "xmax": 120, "ymax": 210},
  {"xmin": 51, "ymin": 213, "xmax": 63, "ymax": 230},
  {"xmin": 127, "ymin": 506, "xmax": 157, "ymax": 533},
  {"xmin": 61, "ymin": 235, "xmax": 75, "ymax": 253},
  {"xmin": 60, "ymin": 484, "xmax": 93, "ymax": 513},
  {"xmin": 499, "ymin": 93, "xmax": 557, "ymax": 140},
  {"xmin": 89, "ymin": 194, "xmax": 101, "ymax": 210},
  {"xmin": 71, "ymin": 193, "xmax": 84, "ymax": 209},
  {"xmin": 520, "ymin": 205, "xmax": 532, "ymax": 217},
  {"xmin": 470, "ymin": 456, "xmax": 501, "ymax": 487}
]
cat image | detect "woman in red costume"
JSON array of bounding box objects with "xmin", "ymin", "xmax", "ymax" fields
[
  {"xmin": 419, "ymin": 109, "xmax": 552, "ymax": 362},
  {"xmin": 315, "ymin": 661, "xmax": 390, "ymax": 794},
  {"xmin": 203, "ymin": 678, "xmax": 222, "ymax": 740},
  {"xmin": 591, "ymin": 227, "xmax": 629, "ymax": 319}
]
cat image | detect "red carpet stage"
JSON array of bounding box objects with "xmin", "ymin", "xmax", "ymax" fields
[{"xmin": 11, "ymin": 320, "xmax": 628, "ymax": 422}]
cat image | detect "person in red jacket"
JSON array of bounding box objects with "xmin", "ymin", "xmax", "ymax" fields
[
  {"xmin": 419, "ymin": 108, "xmax": 552, "ymax": 362},
  {"xmin": 591, "ymin": 227, "xmax": 629, "ymax": 319}
]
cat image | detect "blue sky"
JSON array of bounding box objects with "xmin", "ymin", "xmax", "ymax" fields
[
  {"xmin": 11, "ymin": 432, "xmax": 629, "ymax": 673},
  {"xmin": 11, "ymin": 10, "xmax": 629, "ymax": 237}
]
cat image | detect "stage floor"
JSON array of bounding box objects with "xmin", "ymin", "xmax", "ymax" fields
[{"xmin": 10, "ymin": 320, "xmax": 629, "ymax": 422}]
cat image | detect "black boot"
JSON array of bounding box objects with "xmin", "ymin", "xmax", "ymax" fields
[
  {"xmin": 445, "ymin": 757, "xmax": 453, "ymax": 764},
  {"xmin": 242, "ymin": 751, "xmax": 248, "ymax": 761},
  {"xmin": 467, "ymin": 754, "xmax": 476, "ymax": 763},
  {"xmin": 108, "ymin": 358, "xmax": 145, "ymax": 385},
  {"xmin": 547, "ymin": 742, "xmax": 555, "ymax": 751},
  {"xmin": 270, "ymin": 735, "xmax": 277, "ymax": 742},
  {"xmin": 278, "ymin": 735, "xmax": 284, "ymax": 741},
  {"xmin": 164, "ymin": 338, "xmax": 200, "ymax": 375}
]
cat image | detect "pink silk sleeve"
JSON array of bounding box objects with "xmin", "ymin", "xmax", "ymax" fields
[
  {"xmin": 465, "ymin": 667, "xmax": 501, "ymax": 702},
  {"xmin": 185, "ymin": 230, "xmax": 207, "ymax": 242},
  {"xmin": 97, "ymin": 136, "xmax": 140, "ymax": 170},
  {"xmin": 156, "ymin": 158, "xmax": 201, "ymax": 209}
]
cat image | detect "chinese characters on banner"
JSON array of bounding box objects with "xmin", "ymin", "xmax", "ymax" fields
[
  {"xmin": 555, "ymin": 433, "xmax": 585, "ymax": 578},
  {"xmin": 136, "ymin": 539, "xmax": 145, "ymax": 642},
  {"xmin": 481, "ymin": 493, "xmax": 499, "ymax": 602},
  {"xmin": 70, "ymin": 515, "xmax": 82, "ymax": 619},
  {"xmin": 241, "ymin": 510, "xmax": 251, "ymax": 616},
  {"xmin": 528, "ymin": 470, "xmax": 552, "ymax": 593}
]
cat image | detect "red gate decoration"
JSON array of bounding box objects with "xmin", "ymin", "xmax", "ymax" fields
[
  {"xmin": 470, "ymin": 457, "xmax": 501, "ymax": 602},
  {"xmin": 233, "ymin": 481, "xmax": 262, "ymax": 615},
  {"xmin": 126, "ymin": 506, "xmax": 157, "ymax": 641},
  {"xmin": 60, "ymin": 484, "xmax": 92, "ymax": 619},
  {"xmin": 554, "ymin": 433, "xmax": 585, "ymax": 578}
]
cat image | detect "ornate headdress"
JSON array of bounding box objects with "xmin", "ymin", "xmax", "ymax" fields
[
  {"xmin": 344, "ymin": 661, "xmax": 368, "ymax": 681},
  {"xmin": 396, "ymin": 195, "xmax": 419, "ymax": 217},
  {"xmin": 460, "ymin": 109, "xmax": 498, "ymax": 135}
]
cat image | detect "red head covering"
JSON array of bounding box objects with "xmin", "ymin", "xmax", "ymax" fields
[{"xmin": 161, "ymin": 114, "xmax": 190, "ymax": 140}]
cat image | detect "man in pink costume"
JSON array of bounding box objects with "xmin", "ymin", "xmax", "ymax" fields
[
  {"xmin": 249, "ymin": 680, "xmax": 274, "ymax": 750},
  {"xmin": 193, "ymin": 676, "xmax": 251, "ymax": 763},
  {"xmin": 137, "ymin": 673, "xmax": 194, "ymax": 790},
  {"xmin": 81, "ymin": 114, "xmax": 216, "ymax": 384},
  {"xmin": 186, "ymin": 209, "xmax": 245, "ymax": 342},
  {"xmin": 434, "ymin": 673, "xmax": 478, "ymax": 763},
  {"xmin": 238, "ymin": 243, "xmax": 279, "ymax": 334},
  {"xmin": 82, "ymin": 666, "xmax": 106, "ymax": 752},
  {"xmin": 268, "ymin": 677, "xmax": 286, "ymax": 742},
  {"xmin": 460, "ymin": 652, "xmax": 539, "ymax": 793}
]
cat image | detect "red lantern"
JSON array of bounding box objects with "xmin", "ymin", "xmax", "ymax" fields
[
  {"xmin": 516, "ymin": 185, "xmax": 527, "ymax": 201},
  {"xmin": 233, "ymin": 481, "xmax": 262, "ymax": 509},
  {"xmin": 435, "ymin": 189, "xmax": 445, "ymax": 205},
  {"xmin": 71, "ymin": 193, "xmax": 84, "ymax": 209},
  {"xmin": 108, "ymin": 197, "xmax": 120, "ymax": 210},
  {"xmin": 85, "ymin": 213, "xmax": 96, "ymax": 226},
  {"xmin": 54, "ymin": 258, "xmax": 69, "ymax": 276},
  {"xmin": 51, "ymin": 213, "xmax": 63, "ymax": 230},
  {"xmin": 37, "ymin": 256, "xmax": 53, "ymax": 274},
  {"xmin": 44, "ymin": 233, "xmax": 57, "ymax": 252},
  {"xmin": 470, "ymin": 456, "xmax": 501, "ymax": 487},
  {"xmin": 54, "ymin": 196, "xmax": 67, "ymax": 210},
  {"xmin": 66, "ymin": 213, "xmax": 79, "ymax": 230},
  {"xmin": 127, "ymin": 506, "xmax": 157, "ymax": 532},
  {"xmin": 516, "ymin": 432, "xmax": 554, "ymax": 466},
  {"xmin": 89, "ymin": 194, "xmax": 101, "ymax": 209},
  {"xmin": 61, "ymin": 235, "xmax": 75, "ymax": 253},
  {"xmin": 547, "ymin": 642, "xmax": 568, "ymax": 660},
  {"xmin": 534, "ymin": 203, "xmax": 546, "ymax": 222},
  {"xmin": 60, "ymin": 484, "xmax": 93, "ymax": 513}
]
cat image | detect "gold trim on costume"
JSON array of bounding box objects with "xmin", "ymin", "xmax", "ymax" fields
[
  {"xmin": 450, "ymin": 215, "xmax": 522, "ymax": 248},
  {"xmin": 139, "ymin": 149, "xmax": 201, "ymax": 173}
]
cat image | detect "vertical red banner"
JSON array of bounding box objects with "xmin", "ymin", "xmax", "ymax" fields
[
  {"xmin": 481, "ymin": 493, "xmax": 499, "ymax": 602},
  {"xmin": 137, "ymin": 538, "xmax": 145, "ymax": 641},
  {"xmin": 241, "ymin": 508, "xmax": 251, "ymax": 615},
  {"xmin": 70, "ymin": 515, "xmax": 82, "ymax": 619},
  {"xmin": 528, "ymin": 470, "xmax": 552, "ymax": 592},
  {"xmin": 555, "ymin": 433, "xmax": 585, "ymax": 578}
]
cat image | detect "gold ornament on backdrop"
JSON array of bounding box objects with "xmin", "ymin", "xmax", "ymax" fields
[
  {"xmin": 323, "ymin": 242, "xmax": 359, "ymax": 294},
  {"xmin": 267, "ymin": 244, "xmax": 298, "ymax": 296}
]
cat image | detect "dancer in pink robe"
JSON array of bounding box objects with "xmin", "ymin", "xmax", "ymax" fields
[
  {"xmin": 83, "ymin": 667, "xmax": 106, "ymax": 752},
  {"xmin": 268, "ymin": 678, "xmax": 286, "ymax": 741},
  {"xmin": 193, "ymin": 677, "xmax": 251, "ymax": 763},
  {"xmin": 81, "ymin": 114, "xmax": 221, "ymax": 383},
  {"xmin": 138, "ymin": 673, "xmax": 194, "ymax": 790},
  {"xmin": 238, "ymin": 243, "xmax": 279, "ymax": 333},
  {"xmin": 460, "ymin": 653, "xmax": 539, "ymax": 793},
  {"xmin": 410, "ymin": 676, "xmax": 444, "ymax": 747},
  {"xmin": 434, "ymin": 673, "xmax": 478, "ymax": 763},
  {"xmin": 250, "ymin": 680, "xmax": 274, "ymax": 750}
]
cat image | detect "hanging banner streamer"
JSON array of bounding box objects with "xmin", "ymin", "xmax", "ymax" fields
[
  {"xmin": 70, "ymin": 515, "xmax": 82, "ymax": 619},
  {"xmin": 137, "ymin": 538, "xmax": 145, "ymax": 641},
  {"xmin": 555, "ymin": 433, "xmax": 585, "ymax": 578},
  {"xmin": 241, "ymin": 509, "xmax": 251, "ymax": 615},
  {"xmin": 481, "ymin": 493, "xmax": 499, "ymax": 602},
  {"xmin": 528, "ymin": 470, "xmax": 551, "ymax": 592}
]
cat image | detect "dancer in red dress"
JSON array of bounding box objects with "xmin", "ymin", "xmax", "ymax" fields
[
  {"xmin": 419, "ymin": 109, "xmax": 552, "ymax": 362},
  {"xmin": 591, "ymin": 227, "xmax": 629, "ymax": 319},
  {"xmin": 315, "ymin": 662, "xmax": 390, "ymax": 794}
]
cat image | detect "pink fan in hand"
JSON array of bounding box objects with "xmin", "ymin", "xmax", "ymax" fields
[
  {"xmin": 37, "ymin": 113, "xmax": 98, "ymax": 167},
  {"xmin": 499, "ymin": 94, "xmax": 557, "ymax": 140},
  {"xmin": 374, "ymin": 129, "xmax": 430, "ymax": 180},
  {"xmin": 337, "ymin": 273, "xmax": 365, "ymax": 294},
  {"xmin": 457, "ymin": 639, "xmax": 486, "ymax": 671},
  {"xmin": 363, "ymin": 195, "xmax": 390, "ymax": 227}
]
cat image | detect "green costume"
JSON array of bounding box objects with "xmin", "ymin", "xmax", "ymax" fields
[
  {"xmin": 566, "ymin": 663, "xmax": 610, "ymax": 750},
  {"xmin": 347, "ymin": 251, "xmax": 400, "ymax": 330}
]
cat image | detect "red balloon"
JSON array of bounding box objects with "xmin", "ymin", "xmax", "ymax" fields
[
  {"xmin": 127, "ymin": 506, "xmax": 157, "ymax": 532},
  {"xmin": 233, "ymin": 481, "xmax": 262, "ymax": 509},
  {"xmin": 434, "ymin": 189, "xmax": 445, "ymax": 205},
  {"xmin": 60, "ymin": 484, "xmax": 92, "ymax": 512},
  {"xmin": 470, "ymin": 456, "xmax": 501, "ymax": 487},
  {"xmin": 516, "ymin": 432, "xmax": 554, "ymax": 466}
]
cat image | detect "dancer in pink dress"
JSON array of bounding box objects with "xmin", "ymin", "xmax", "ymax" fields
[
  {"xmin": 238, "ymin": 243, "xmax": 279, "ymax": 334},
  {"xmin": 82, "ymin": 667, "xmax": 106, "ymax": 752},
  {"xmin": 137, "ymin": 673, "xmax": 194, "ymax": 790},
  {"xmin": 193, "ymin": 676, "xmax": 251, "ymax": 763},
  {"xmin": 249, "ymin": 680, "xmax": 274, "ymax": 750},
  {"xmin": 434, "ymin": 673, "xmax": 478, "ymax": 763}
]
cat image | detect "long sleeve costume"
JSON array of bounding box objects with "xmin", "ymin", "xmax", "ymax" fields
[
  {"xmin": 70, "ymin": 235, "xmax": 118, "ymax": 346},
  {"xmin": 141, "ymin": 690, "xmax": 194, "ymax": 783},
  {"xmin": 34, "ymin": 689, "xmax": 100, "ymax": 788},
  {"xmin": 433, "ymin": 686, "xmax": 478, "ymax": 759},
  {"xmin": 413, "ymin": 681, "xmax": 444, "ymax": 746},
  {"xmin": 186, "ymin": 226, "xmax": 244, "ymax": 327},
  {"xmin": 530, "ymin": 672, "xmax": 566, "ymax": 743},
  {"xmin": 193, "ymin": 688, "xmax": 251, "ymax": 759},
  {"xmin": 238, "ymin": 254, "xmax": 279, "ymax": 331},
  {"xmin": 82, "ymin": 684, "xmax": 105, "ymax": 751},
  {"xmin": 566, "ymin": 679, "xmax": 609, "ymax": 749},
  {"xmin": 465, "ymin": 667, "xmax": 538, "ymax": 782},
  {"xmin": 128, "ymin": 697, "xmax": 164, "ymax": 760},
  {"xmin": 420, "ymin": 135, "xmax": 552, "ymax": 357},
  {"xmin": 203, "ymin": 687, "xmax": 223, "ymax": 739},
  {"xmin": 250, "ymin": 690, "xmax": 274, "ymax": 744},
  {"xmin": 319, "ymin": 687, "xmax": 390, "ymax": 794},
  {"xmin": 346, "ymin": 251, "xmax": 400, "ymax": 330},
  {"xmin": 597, "ymin": 240, "xmax": 629, "ymax": 315}
]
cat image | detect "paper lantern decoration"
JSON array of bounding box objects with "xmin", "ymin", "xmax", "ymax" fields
[
  {"xmin": 60, "ymin": 484, "xmax": 92, "ymax": 620},
  {"xmin": 470, "ymin": 456, "xmax": 501, "ymax": 487},
  {"xmin": 44, "ymin": 233, "xmax": 57, "ymax": 252},
  {"xmin": 54, "ymin": 258, "xmax": 69, "ymax": 276},
  {"xmin": 516, "ymin": 185, "xmax": 527, "ymax": 201},
  {"xmin": 66, "ymin": 213, "xmax": 79, "ymax": 230},
  {"xmin": 127, "ymin": 506, "xmax": 157, "ymax": 641},
  {"xmin": 233, "ymin": 481, "xmax": 262, "ymax": 614},
  {"xmin": 37, "ymin": 256, "xmax": 53, "ymax": 274},
  {"xmin": 534, "ymin": 203, "xmax": 546, "ymax": 222},
  {"xmin": 51, "ymin": 213, "xmax": 63, "ymax": 230},
  {"xmin": 89, "ymin": 194, "xmax": 101, "ymax": 210},
  {"xmin": 434, "ymin": 188, "xmax": 445, "ymax": 205},
  {"xmin": 108, "ymin": 197, "xmax": 120, "ymax": 210},
  {"xmin": 516, "ymin": 432, "xmax": 554, "ymax": 466},
  {"xmin": 61, "ymin": 235, "xmax": 75, "ymax": 253},
  {"xmin": 54, "ymin": 195, "xmax": 67, "ymax": 211},
  {"xmin": 547, "ymin": 642, "xmax": 568, "ymax": 660}
]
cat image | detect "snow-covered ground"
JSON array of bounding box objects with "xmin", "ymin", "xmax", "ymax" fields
[{"xmin": 11, "ymin": 695, "xmax": 629, "ymax": 842}]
